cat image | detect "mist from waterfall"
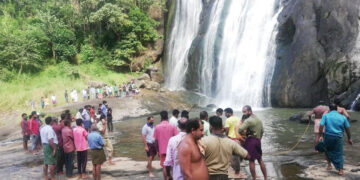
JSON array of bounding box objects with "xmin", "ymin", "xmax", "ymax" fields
[
  {"xmin": 164, "ymin": 0, "xmax": 203, "ymax": 90},
  {"xmin": 165, "ymin": 0, "xmax": 281, "ymax": 109}
]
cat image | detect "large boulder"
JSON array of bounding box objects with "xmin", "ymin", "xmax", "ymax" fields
[
  {"xmin": 271, "ymin": 0, "xmax": 360, "ymax": 107},
  {"xmin": 151, "ymin": 71, "xmax": 164, "ymax": 83},
  {"xmin": 289, "ymin": 111, "xmax": 312, "ymax": 124},
  {"xmin": 138, "ymin": 73, "xmax": 151, "ymax": 81},
  {"xmin": 144, "ymin": 81, "xmax": 161, "ymax": 91},
  {"xmin": 134, "ymin": 79, "xmax": 146, "ymax": 89}
]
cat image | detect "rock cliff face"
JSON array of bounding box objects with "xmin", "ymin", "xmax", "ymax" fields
[{"xmin": 271, "ymin": 0, "xmax": 360, "ymax": 107}]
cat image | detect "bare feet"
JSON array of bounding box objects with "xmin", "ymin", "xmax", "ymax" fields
[
  {"xmin": 234, "ymin": 172, "xmax": 247, "ymax": 179},
  {"xmin": 108, "ymin": 161, "xmax": 116, "ymax": 165},
  {"xmin": 327, "ymin": 164, "xmax": 333, "ymax": 170},
  {"xmin": 81, "ymin": 174, "xmax": 90, "ymax": 179},
  {"xmin": 339, "ymin": 169, "xmax": 344, "ymax": 175},
  {"xmin": 149, "ymin": 172, "xmax": 155, "ymax": 177}
]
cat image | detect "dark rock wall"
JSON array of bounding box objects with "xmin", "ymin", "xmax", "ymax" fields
[{"xmin": 271, "ymin": 0, "xmax": 360, "ymax": 107}]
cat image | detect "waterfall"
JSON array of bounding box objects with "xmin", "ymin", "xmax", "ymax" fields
[
  {"xmin": 165, "ymin": 0, "xmax": 281, "ymax": 109},
  {"xmin": 164, "ymin": 0, "xmax": 203, "ymax": 90},
  {"xmin": 214, "ymin": 0, "xmax": 281, "ymax": 108},
  {"xmin": 350, "ymin": 93, "xmax": 360, "ymax": 110}
]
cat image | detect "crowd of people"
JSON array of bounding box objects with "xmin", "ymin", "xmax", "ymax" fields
[
  {"xmin": 31, "ymin": 80, "xmax": 140, "ymax": 110},
  {"xmin": 141, "ymin": 106, "xmax": 267, "ymax": 180},
  {"xmin": 20, "ymin": 101, "xmax": 115, "ymax": 180},
  {"xmin": 19, "ymin": 98, "xmax": 354, "ymax": 180}
]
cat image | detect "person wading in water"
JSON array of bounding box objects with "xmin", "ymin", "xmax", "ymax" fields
[{"xmin": 309, "ymin": 101, "xmax": 329, "ymax": 150}]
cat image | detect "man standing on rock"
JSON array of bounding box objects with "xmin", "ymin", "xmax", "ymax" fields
[
  {"xmin": 239, "ymin": 105, "xmax": 267, "ymax": 180},
  {"xmin": 309, "ymin": 101, "xmax": 329, "ymax": 148},
  {"xmin": 21, "ymin": 113, "xmax": 31, "ymax": 152},
  {"xmin": 178, "ymin": 118, "xmax": 208, "ymax": 180},
  {"xmin": 224, "ymin": 108, "xmax": 244, "ymax": 178},
  {"xmin": 62, "ymin": 120, "xmax": 75, "ymax": 178},
  {"xmin": 51, "ymin": 117, "xmax": 64, "ymax": 175},
  {"xmin": 96, "ymin": 114, "xmax": 115, "ymax": 165},
  {"xmin": 319, "ymin": 103, "xmax": 353, "ymax": 175},
  {"xmin": 153, "ymin": 111, "xmax": 178, "ymax": 179},
  {"xmin": 88, "ymin": 124, "xmax": 106, "ymax": 180},
  {"xmin": 142, "ymin": 116, "xmax": 157, "ymax": 177},
  {"xmin": 200, "ymin": 116, "xmax": 250, "ymax": 180},
  {"xmin": 29, "ymin": 112, "xmax": 40, "ymax": 155},
  {"xmin": 73, "ymin": 119, "xmax": 89, "ymax": 179},
  {"xmin": 164, "ymin": 117, "xmax": 188, "ymax": 180},
  {"xmin": 40, "ymin": 117, "xmax": 58, "ymax": 180}
]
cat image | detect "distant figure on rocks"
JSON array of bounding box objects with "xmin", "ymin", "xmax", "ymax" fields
[
  {"xmin": 40, "ymin": 117, "xmax": 58, "ymax": 180},
  {"xmin": 319, "ymin": 103, "xmax": 353, "ymax": 175},
  {"xmin": 51, "ymin": 95, "xmax": 56, "ymax": 106},
  {"xmin": 169, "ymin": 109, "xmax": 180, "ymax": 128},
  {"xmin": 88, "ymin": 124, "xmax": 106, "ymax": 180},
  {"xmin": 239, "ymin": 105, "xmax": 267, "ymax": 180},
  {"xmin": 153, "ymin": 111, "xmax": 178, "ymax": 179},
  {"xmin": 178, "ymin": 118, "xmax": 208, "ymax": 180},
  {"xmin": 64, "ymin": 90, "xmax": 69, "ymax": 103},
  {"xmin": 164, "ymin": 117, "xmax": 188, "ymax": 180},
  {"xmin": 200, "ymin": 116, "xmax": 250, "ymax": 180},
  {"xmin": 107, "ymin": 106, "xmax": 113, "ymax": 132},
  {"xmin": 141, "ymin": 116, "xmax": 157, "ymax": 177},
  {"xmin": 41, "ymin": 97, "xmax": 45, "ymax": 109},
  {"xmin": 309, "ymin": 101, "xmax": 329, "ymax": 148},
  {"xmin": 20, "ymin": 113, "xmax": 31, "ymax": 152}
]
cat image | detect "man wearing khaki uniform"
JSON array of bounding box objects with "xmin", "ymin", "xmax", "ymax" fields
[{"xmin": 97, "ymin": 115, "xmax": 115, "ymax": 165}]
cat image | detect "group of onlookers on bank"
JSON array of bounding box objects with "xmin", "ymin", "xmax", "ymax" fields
[
  {"xmin": 30, "ymin": 81, "xmax": 140, "ymax": 110},
  {"xmin": 141, "ymin": 106, "xmax": 268, "ymax": 180},
  {"xmin": 20, "ymin": 101, "xmax": 114, "ymax": 180}
]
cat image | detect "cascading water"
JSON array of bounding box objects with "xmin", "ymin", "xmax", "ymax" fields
[
  {"xmin": 165, "ymin": 0, "xmax": 281, "ymax": 109},
  {"xmin": 214, "ymin": 0, "xmax": 281, "ymax": 108},
  {"xmin": 163, "ymin": 0, "xmax": 203, "ymax": 90},
  {"xmin": 350, "ymin": 93, "xmax": 360, "ymax": 110}
]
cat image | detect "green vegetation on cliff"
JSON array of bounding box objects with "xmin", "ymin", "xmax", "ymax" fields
[{"xmin": 0, "ymin": 0, "xmax": 164, "ymax": 82}]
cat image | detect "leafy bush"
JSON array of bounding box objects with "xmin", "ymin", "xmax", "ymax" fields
[{"xmin": 80, "ymin": 44, "xmax": 95, "ymax": 63}]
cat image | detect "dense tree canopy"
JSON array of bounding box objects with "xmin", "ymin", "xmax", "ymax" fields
[{"xmin": 0, "ymin": 0, "xmax": 162, "ymax": 81}]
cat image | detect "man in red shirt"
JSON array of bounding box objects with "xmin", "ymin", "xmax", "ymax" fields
[
  {"xmin": 29, "ymin": 112, "xmax": 39, "ymax": 155},
  {"xmin": 62, "ymin": 120, "xmax": 75, "ymax": 178},
  {"xmin": 153, "ymin": 111, "xmax": 178, "ymax": 179},
  {"xmin": 52, "ymin": 117, "xmax": 64, "ymax": 175},
  {"xmin": 20, "ymin": 113, "xmax": 31, "ymax": 152}
]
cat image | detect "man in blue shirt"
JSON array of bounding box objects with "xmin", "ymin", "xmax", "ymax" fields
[
  {"xmin": 319, "ymin": 103, "xmax": 353, "ymax": 175},
  {"xmin": 101, "ymin": 101, "xmax": 107, "ymax": 117},
  {"xmin": 88, "ymin": 124, "xmax": 106, "ymax": 180}
]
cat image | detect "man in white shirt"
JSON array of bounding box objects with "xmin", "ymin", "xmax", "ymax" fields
[
  {"xmin": 40, "ymin": 117, "xmax": 58, "ymax": 180},
  {"xmin": 169, "ymin": 109, "xmax": 180, "ymax": 128}
]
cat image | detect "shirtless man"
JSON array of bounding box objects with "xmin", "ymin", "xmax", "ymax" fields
[
  {"xmin": 309, "ymin": 101, "xmax": 329, "ymax": 148},
  {"xmin": 178, "ymin": 118, "xmax": 208, "ymax": 180},
  {"xmin": 334, "ymin": 99, "xmax": 350, "ymax": 120}
]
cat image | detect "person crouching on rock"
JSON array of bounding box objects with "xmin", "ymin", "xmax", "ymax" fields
[
  {"xmin": 88, "ymin": 124, "xmax": 106, "ymax": 180},
  {"xmin": 319, "ymin": 103, "xmax": 353, "ymax": 175}
]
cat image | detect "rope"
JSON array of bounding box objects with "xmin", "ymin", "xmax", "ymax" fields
[{"xmin": 264, "ymin": 119, "xmax": 311, "ymax": 156}]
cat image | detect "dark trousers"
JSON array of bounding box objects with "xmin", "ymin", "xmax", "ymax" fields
[
  {"xmin": 230, "ymin": 155, "xmax": 241, "ymax": 172},
  {"xmin": 77, "ymin": 150, "xmax": 87, "ymax": 174},
  {"xmin": 107, "ymin": 118, "xmax": 113, "ymax": 132},
  {"xmin": 64, "ymin": 151, "xmax": 74, "ymax": 177},
  {"xmin": 56, "ymin": 147, "xmax": 65, "ymax": 173},
  {"xmin": 209, "ymin": 174, "xmax": 228, "ymax": 180}
]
